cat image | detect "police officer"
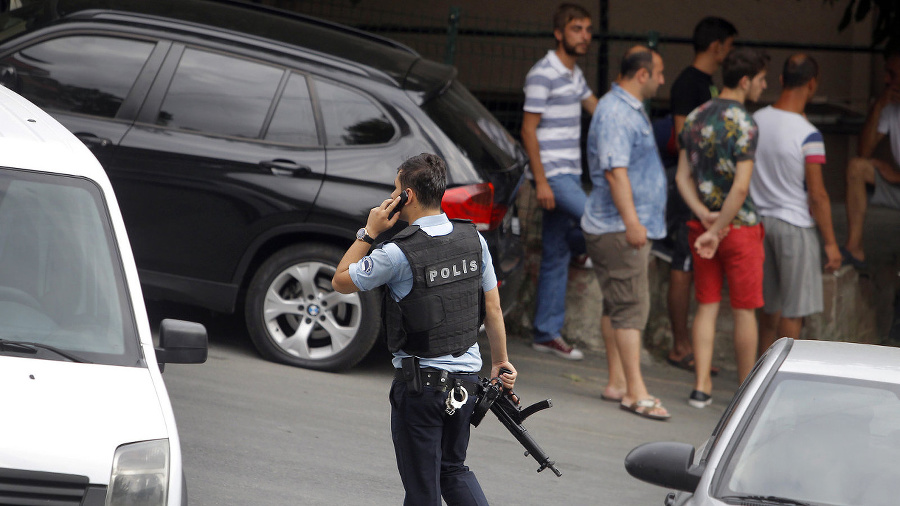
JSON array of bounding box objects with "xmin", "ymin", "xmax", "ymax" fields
[{"xmin": 332, "ymin": 153, "xmax": 517, "ymax": 505}]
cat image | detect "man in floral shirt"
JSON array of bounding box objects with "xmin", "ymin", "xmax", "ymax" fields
[{"xmin": 675, "ymin": 47, "xmax": 769, "ymax": 409}]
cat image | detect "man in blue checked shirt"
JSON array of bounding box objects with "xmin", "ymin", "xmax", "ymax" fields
[{"xmin": 583, "ymin": 46, "xmax": 669, "ymax": 420}]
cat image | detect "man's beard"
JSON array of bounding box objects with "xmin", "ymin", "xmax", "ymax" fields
[{"xmin": 563, "ymin": 39, "xmax": 586, "ymax": 57}]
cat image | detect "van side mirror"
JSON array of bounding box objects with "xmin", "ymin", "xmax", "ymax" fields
[
  {"xmin": 155, "ymin": 319, "xmax": 208, "ymax": 372},
  {"xmin": 624, "ymin": 442, "xmax": 704, "ymax": 492}
]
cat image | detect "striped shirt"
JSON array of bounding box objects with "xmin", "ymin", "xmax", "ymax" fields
[
  {"xmin": 523, "ymin": 50, "xmax": 593, "ymax": 179},
  {"xmin": 750, "ymin": 106, "xmax": 828, "ymax": 228},
  {"xmin": 878, "ymin": 103, "xmax": 900, "ymax": 165}
]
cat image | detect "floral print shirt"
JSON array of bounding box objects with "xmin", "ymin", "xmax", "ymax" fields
[{"xmin": 679, "ymin": 98, "xmax": 759, "ymax": 227}]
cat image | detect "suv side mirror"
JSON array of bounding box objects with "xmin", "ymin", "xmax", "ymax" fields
[
  {"xmin": 155, "ymin": 319, "xmax": 208, "ymax": 372},
  {"xmin": 624, "ymin": 442, "xmax": 704, "ymax": 493}
]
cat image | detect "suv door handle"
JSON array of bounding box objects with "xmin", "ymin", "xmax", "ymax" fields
[
  {"xmin": 74, "ymin": 132, "xmax": 112, "ymax": 149},
  {"xmin": 259, "ymin": 159, "xmax": 312, "ymax": 177}
]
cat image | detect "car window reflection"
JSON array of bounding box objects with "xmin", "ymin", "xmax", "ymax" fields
[
  {"xmin": 1, "ymin": 36, "xmax": 154, "ymax": 117},
  {"xmin": 157, "ymin": 48, "xmax": 281, "ymax": 138},
  {"xmin": 315, "ymin": 79, "xmax": 394, "ymax": 146},
  {"xmin": 265, "ymin": 73, "xmax": 318, "ymax": 146}
]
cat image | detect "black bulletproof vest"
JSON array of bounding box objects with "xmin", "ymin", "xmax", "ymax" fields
[{"xmin": 384, "ymin": 219, "xmax": 484, "ymax": 357}]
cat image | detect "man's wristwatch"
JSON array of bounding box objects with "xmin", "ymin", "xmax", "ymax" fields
[{"xmin": 356, "ymin": 227, "xmax": 374, "ymax": 244}]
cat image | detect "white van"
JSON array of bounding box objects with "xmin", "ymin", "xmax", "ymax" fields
[{"xmin": 0, "ymin": 86, "xmax": 206, "ymax": 504}]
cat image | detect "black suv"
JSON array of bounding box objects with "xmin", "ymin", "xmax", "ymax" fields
[{"xmin": 0, "ymin": 0, "xmax": 525, "ymax": 371}]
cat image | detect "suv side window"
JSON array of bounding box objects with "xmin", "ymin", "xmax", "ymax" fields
[
  {"xmin": 314, "ymin": 80, "xmax": 394, "ymax": 146},
  {"xmin": 264, "ymin": 73, "xmax": 318, "ymax": 146},
  {"xmin": 157, "ymin": 48, "xmax": 282, "ymax": 139},
  {"xmin": 0, "ymin": 36, "xmax": 154, "ymax": 118}
]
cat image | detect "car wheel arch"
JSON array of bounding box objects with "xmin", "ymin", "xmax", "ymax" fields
[{"xmin": 232, "ymin": 223, "xmax": 355, "ymax": 292}]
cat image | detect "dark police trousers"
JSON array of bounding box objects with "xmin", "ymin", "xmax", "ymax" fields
[{"xmin": 390, "ymin": 376, "xmax": 489, "ymax": 506}]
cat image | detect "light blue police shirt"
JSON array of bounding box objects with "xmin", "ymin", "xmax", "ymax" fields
[{"xmin": 348, "ymin": 213, "xmax": 497, "ymax": 372}]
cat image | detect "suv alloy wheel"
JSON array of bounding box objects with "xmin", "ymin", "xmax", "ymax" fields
[{"xmin": 244, "ymin": 243, "xmax": 381, "ymax": 371}]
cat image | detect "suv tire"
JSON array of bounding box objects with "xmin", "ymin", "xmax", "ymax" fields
[{"xmin": 244, "ymin": 243, "xmax": 380, "ymax": 371}]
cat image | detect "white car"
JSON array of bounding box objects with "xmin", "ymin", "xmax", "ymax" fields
[
  {"xmin": 626, "ymin": 338, "xmax": 900, "ymax": 506},
  {"xmin": 0, "ymin": 85, "xmax": 206, "ymax": 505}
]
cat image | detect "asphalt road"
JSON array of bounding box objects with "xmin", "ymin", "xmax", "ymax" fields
[{"xmin": 152, "ymin": 303, "xmax": 740, "ymax": 506}]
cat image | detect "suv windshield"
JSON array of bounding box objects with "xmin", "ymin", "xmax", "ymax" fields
[
  {"xmin": 0, "ymin": 168, "xmax": 140, "ymax": 366},
  {"xmin": 716, "ymin": 373, "xmax": 900, "ymax": 505}
]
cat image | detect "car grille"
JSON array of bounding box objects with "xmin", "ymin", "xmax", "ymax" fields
[{"xmin": 0, "ymin": 468, "xmax": 106, "ymax": 505}]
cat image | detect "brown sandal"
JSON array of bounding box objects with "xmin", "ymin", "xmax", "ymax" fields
[{"xmin": 620, "ymin": 398, "xmax": 671, "ymax": 421}]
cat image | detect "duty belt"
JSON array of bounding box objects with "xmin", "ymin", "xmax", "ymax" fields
[{"xmin": 394, "ymin": 367, "xmax": 479, "ymax": 395}]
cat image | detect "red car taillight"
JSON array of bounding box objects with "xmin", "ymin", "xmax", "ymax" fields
[{"xmin": 442, "ymin": 183, "xmax": 507, "ymax": 231}]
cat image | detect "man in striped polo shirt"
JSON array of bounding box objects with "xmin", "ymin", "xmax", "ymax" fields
[
  {"xmin": 750, "ymin": 54, "xmax": 842, "ymax": 354},
  {"xmin": 521, "ymin": 3, "xmax": 598, "ymax": 360}
]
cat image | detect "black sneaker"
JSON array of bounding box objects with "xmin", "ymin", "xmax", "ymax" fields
[{"xmin": 688, "ymin": 390, "xmax": 712, "ymax": 409}]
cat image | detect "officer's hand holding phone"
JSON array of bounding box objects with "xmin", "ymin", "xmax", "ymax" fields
[
  {"xmin": 366, "ymin": 191, "xmax": 407, "ymax": 238},
  {"xmin": 388, "ymin": 190, "xmax": 408, "ymax": 219}
]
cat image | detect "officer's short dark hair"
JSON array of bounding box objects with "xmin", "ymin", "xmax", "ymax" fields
[
  {"xmin": 693, "ymin": 16, "xmax": 737, "ymax": 53},
  {"xmin": 397, "ymin": 153, "xmax": 447, "ymax": 210},
  {"xmin": 620, "ymin": 46, "xmax": 654, "ymax": 79},
  {"xmin": 782, "ymin": 54, "xmax": 819, "ymax": 89},
  {"xmin": 722, "ymin": 47, "xmax": 770, "ymax": 89},
  {"xmin": 553, "ymin": 3, "xmax": 590, "ymax": 33}
]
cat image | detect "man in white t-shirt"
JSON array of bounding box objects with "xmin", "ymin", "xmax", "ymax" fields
[
  {"xmin": 750, "ymin": 54, "xmax": 842, "ymax": 354},
  {"xmin": 842, "ymin": 47, "xmax": 900, "ymax": 269}
]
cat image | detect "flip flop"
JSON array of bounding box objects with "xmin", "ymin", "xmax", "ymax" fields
[
  {"xmin": 620, "ymin": 398, "xmax": 671, "ymax": 421},
  {"xmin": 666, "ymin": 352, "xmax": 720, "ymax": 376},
  {"xmin": 600, "ymin": 392, "xmax": 622, "ymax": 402},
  {"xmin": 603, "ymin": 392, "xmax": 661, "ymax": 405},
  {"xmin": 839, "ymin": 246, "xmax": 867, "ymax": 270}
]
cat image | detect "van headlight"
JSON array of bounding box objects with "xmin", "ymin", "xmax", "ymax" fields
[{"xmin": 107, "ymin": 439, "xmax": 170, "ymax": 506}]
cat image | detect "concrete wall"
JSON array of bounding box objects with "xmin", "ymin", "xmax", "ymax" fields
[{"xmin": 513, "ymin": 181, "xmax": 900, "ymax": 372}]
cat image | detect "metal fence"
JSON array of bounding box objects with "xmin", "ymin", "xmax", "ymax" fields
[
  {"xmin": 260, "ymin": 0, "xmax": 607, "ymax": 140},
  {"xmin": 259, "ymin": 0, "xmax": 883, "ymax": 143}
]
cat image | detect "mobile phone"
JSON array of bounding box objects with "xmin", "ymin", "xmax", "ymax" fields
[{"xmin": 388, "ymin": 190, "xmax": 408, "ymax": 219}]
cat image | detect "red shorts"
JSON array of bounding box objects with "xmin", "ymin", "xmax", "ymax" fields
[{"xmin": 688, "ymin": 220, "xmax": 764, "ymax": 309}]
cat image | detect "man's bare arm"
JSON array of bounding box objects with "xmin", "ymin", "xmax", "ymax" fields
[
  {"xmin": 521, "ymin": 112, "xmax": 555, "ymax": 210},
  {"xmin": 582, "ymin": 95, "xmax": 598, "ymax": 115},
  {"xmin": 483, "ymin": 286, "xmax": 516, "ymax": 390},
  {"xmin": 675, "ymin": 149, "xmax": 710, "ymax": 220},
  {"xmin": 673, "ymin": 114, "xmax": 687, "ymax": 148},
  {"xmin": 703, "ymin": 159, "xmax": 753, "ymax": 237},
  {"xmin": 859, "ymin": 92, "xmax": 891, "ymax": 158},
  {"xmin": 805, "ymin": 162, "xmax": 841, "ymax": 272},
  {"xmin": 605, "ymin": 167, "xmax": 646, "ymax": 248}
]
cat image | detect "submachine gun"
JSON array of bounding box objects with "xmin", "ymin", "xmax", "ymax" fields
[{"xmin": 470, "ymin": 368, "xmax": 562, "ymax": 477}]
